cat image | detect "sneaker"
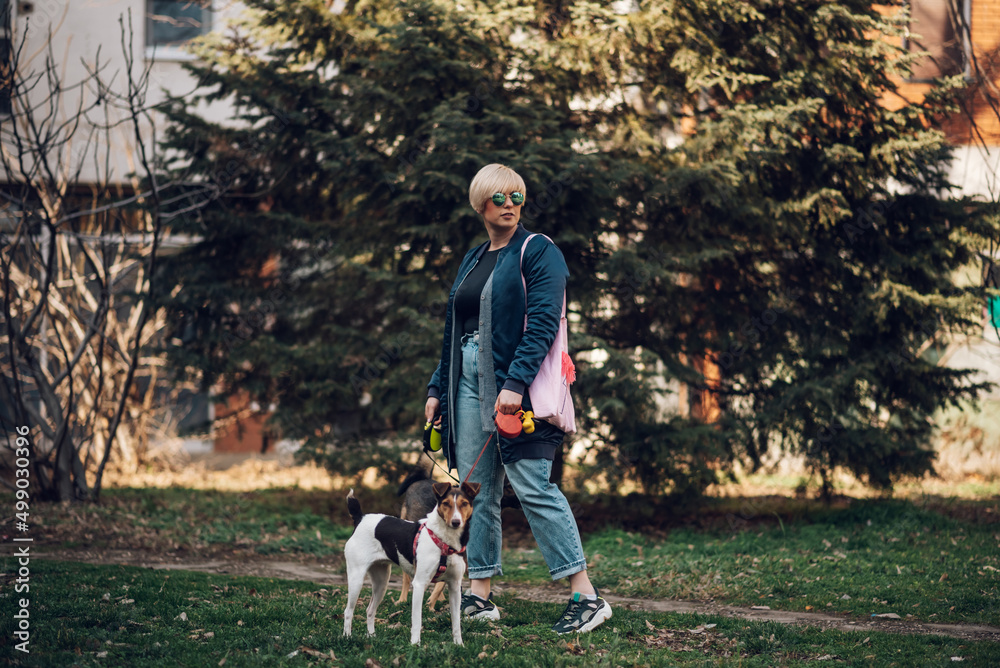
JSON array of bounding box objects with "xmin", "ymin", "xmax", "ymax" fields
[
  {"xmin": 551, "ymin": 590, "xmax": 612, "ymax": 634},
  {"xmin": 461, "ymin": 591, "xmax": 500, "ymax": 620}
]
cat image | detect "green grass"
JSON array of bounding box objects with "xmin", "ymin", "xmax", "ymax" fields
[
  {"xmin": 504, "ymin": 500, "xmax": 1000, "ymax": 627},
  {"xmin": 2, "ymin": 560, "xmax": 998, "ymax": 667},
  {"xmin": 33, "ymin": 489, "xmax": 1000, "ymax": 628}
]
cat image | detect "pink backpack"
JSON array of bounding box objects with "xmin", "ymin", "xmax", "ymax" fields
[{"xmin": 519, "ymin": 234, "xmax": 577, "ymax": 434}]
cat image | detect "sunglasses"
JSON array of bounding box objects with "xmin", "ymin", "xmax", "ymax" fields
[{"xmin": 491, "ymin": 191, "xmax": 525, "ymax": 206}]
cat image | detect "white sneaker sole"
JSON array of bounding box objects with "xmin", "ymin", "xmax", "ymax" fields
[
  {"xmin": 562, "ymin": 603, "xmax": 612, "ymax": 634},
  {"xmin": 465, "ymin": 606, "xmax": 500, "ymax": 621}
]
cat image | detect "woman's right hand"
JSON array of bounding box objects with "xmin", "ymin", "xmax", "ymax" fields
[{"xmin": 425, "ymin": 397, "xmax": 441, "ymax": 424}]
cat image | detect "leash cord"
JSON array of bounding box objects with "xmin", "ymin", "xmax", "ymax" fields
[
  {"xmin": 422, "ymin": 428, "xmax": 495, "ymax": 487},
  {"xmin": 461, "ymin": 431, "xmax": 494, "ymax": 487},
  {"xmin": 423, "ymin": 448, "xmax": 460, "ymax": 484}
]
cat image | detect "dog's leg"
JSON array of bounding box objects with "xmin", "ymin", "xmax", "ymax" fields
[
  {"xmin": 343, "ymin": 561, "xmax": 366, "ymax": 637},
  {"xmin": 427, "ymin": 581, "xmax": 445, "ymax": 610},
  {"xmin": 447, "ymin": 571, "xmax": 463, "ymax": 645},
  {"xmin": 366, "ymin": 563, "xmax": 391, "ymax": 637},
  {"xmin": 410, "ymin": 576, "xmax": 428, "ymax": 645},
  {"xmin": 397, "ymin": 571, "xmax": 411, "ymax": 605}
]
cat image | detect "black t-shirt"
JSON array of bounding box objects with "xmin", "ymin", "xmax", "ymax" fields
[{"xmin": 454, "ymin": 249, "xmax": 501, "ymax": 335}]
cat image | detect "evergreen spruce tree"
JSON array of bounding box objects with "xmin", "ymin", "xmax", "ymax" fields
[
  {"xmin": 156, "ymin": 0, "xmax": 615, "ymax": 476},
  {"xmin": 550, "ymin": 0, "xmax": 994, "ymax": 496},
  {"xmin": 158, "ymin": 0, "xmax": 995, "ymax": 495}
]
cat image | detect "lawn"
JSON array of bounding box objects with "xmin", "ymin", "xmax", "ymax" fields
[
  {"xmin": 29, "ymin": 487, "xmax": 1000, "ymax": 627},
  {"xmin": 8, "ymin": 485, "xmax": 998, "ymax": 665},
  {"xmin": 2, "ymin": 559, "xmax": 998, "ymax": 667},
  {"xmin": 516, "ymin": 499, "xmax": 1000, "ymax": 627}
]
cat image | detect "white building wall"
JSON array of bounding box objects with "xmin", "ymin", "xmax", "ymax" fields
[
  {"xmin": 949, "ymin": 144, "xmax": 1000, "ymax": 200},
  {"xmin": 5, "ymin": 0, "xmax": 243, "ymax": 186},
  {"xmin": 945, "ymin": 145, "xmax": 1000, "ymax": 400}
]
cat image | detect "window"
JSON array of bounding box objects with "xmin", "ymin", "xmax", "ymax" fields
[
  {"xmin": 904, "ymin": 0, "xmax": 970, "ymax": 81},
  {"xmin": 146, "ymin": 1, "xmax": 212, "ymax": 50},
  {"xmin": 1, "ymin": 0, "xmax": 11, "ymax": 116}
]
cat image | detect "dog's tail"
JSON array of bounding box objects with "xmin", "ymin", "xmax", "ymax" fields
[
  {"xmin": 396, "ymin": 461, "xmax": 431, "ymax": 497},
  {"xmin": 346, "ymin": 489, "xmax": 364, "ymax": 527}
]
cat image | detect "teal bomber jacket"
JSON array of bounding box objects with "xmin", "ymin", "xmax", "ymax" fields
[{"xmin": 427, "ymin": 224, "xmax": 568, "ymax": 468}]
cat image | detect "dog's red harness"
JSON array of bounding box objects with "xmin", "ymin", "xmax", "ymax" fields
[{"xmin": 414, "ymin": 521, "xmax": 465, "ymax": 580}]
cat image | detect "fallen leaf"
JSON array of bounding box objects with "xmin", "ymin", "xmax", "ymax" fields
[
  {"xmin": 302, "ymin": 647, "xmax": 337, "ymax": 660},
  {"xmin": 939, "ymin": 573, "xmax": 949, "ymax": 583},
  {"xmin": 805, "ymin": 606, "xmax": 814, "ymax": 611},
  {"xmin": 872, "ymin": 613, "xmax": 901, "ymax": 619},
  {"xmin": 175, "ymin": 612, "xmax": 188, "ymax": 622},
  {"xmin": 896, "ymin": 565, "xmax": 902, "ymax": 575},
  {"xmin": 840, "ymin": 594, "xmax": 851, "ymax": 600},
  {"xmin": 558, "ymin": 639, "xmax": 586, "ymax": 655}
]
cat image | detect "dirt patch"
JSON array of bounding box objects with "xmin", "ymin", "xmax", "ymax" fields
[{"xmin": 35, "ymin": 549, "xmax": 1000, "ymax": 643}]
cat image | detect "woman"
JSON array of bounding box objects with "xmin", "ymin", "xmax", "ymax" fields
[{"xmin": 425, "ymin": 164, "xmax": 612, "ymax": 634}]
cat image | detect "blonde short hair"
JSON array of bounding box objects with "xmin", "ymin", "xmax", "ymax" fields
[{"xmin": 468, "ymin": 164, "xmax": 527, "ymax": 215}]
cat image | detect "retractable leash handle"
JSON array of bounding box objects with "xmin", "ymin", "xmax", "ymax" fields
[
  {"xmin": 493, "ymin": 410, "xmax": 536, "ymax": 439},
  {"xmin": 495, "ymin": 412, "xmax": 523, "ymax": 439},
  {"xmin": 423, "ymin": 420, "xmax": 443, "ymax": 452}
]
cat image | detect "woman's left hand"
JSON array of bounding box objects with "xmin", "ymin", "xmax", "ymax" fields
[{"xmin": 495, "ymin": 389, "xmax": 523, "ymax": 415}]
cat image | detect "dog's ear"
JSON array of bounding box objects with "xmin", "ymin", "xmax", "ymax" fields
[
  {"xmin": 461, "ymin": 482, "xmax": 481, "ymax": 500},
  {"xmin": 432, "ymin": 481, "xmax": 453, "ymax": 499}
]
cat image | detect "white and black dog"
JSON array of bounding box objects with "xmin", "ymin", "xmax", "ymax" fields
[{"xmin": 342, "ymin": 482, "xmax": 480, "ymax": 645}]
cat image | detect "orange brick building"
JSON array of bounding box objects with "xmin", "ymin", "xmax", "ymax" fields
[{"xmin": 887, "ymin": 1, "xmax": 1000, "ymax": 168}]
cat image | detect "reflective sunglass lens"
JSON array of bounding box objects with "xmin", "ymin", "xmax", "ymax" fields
[{"xmin": 491, "ymin": 192, "xmax": 525, "ymax": 206}]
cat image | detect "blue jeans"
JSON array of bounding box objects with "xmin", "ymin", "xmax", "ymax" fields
[{"xmin": 455, "ymin": 333, "xmax": 587, "ymax": 581}]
